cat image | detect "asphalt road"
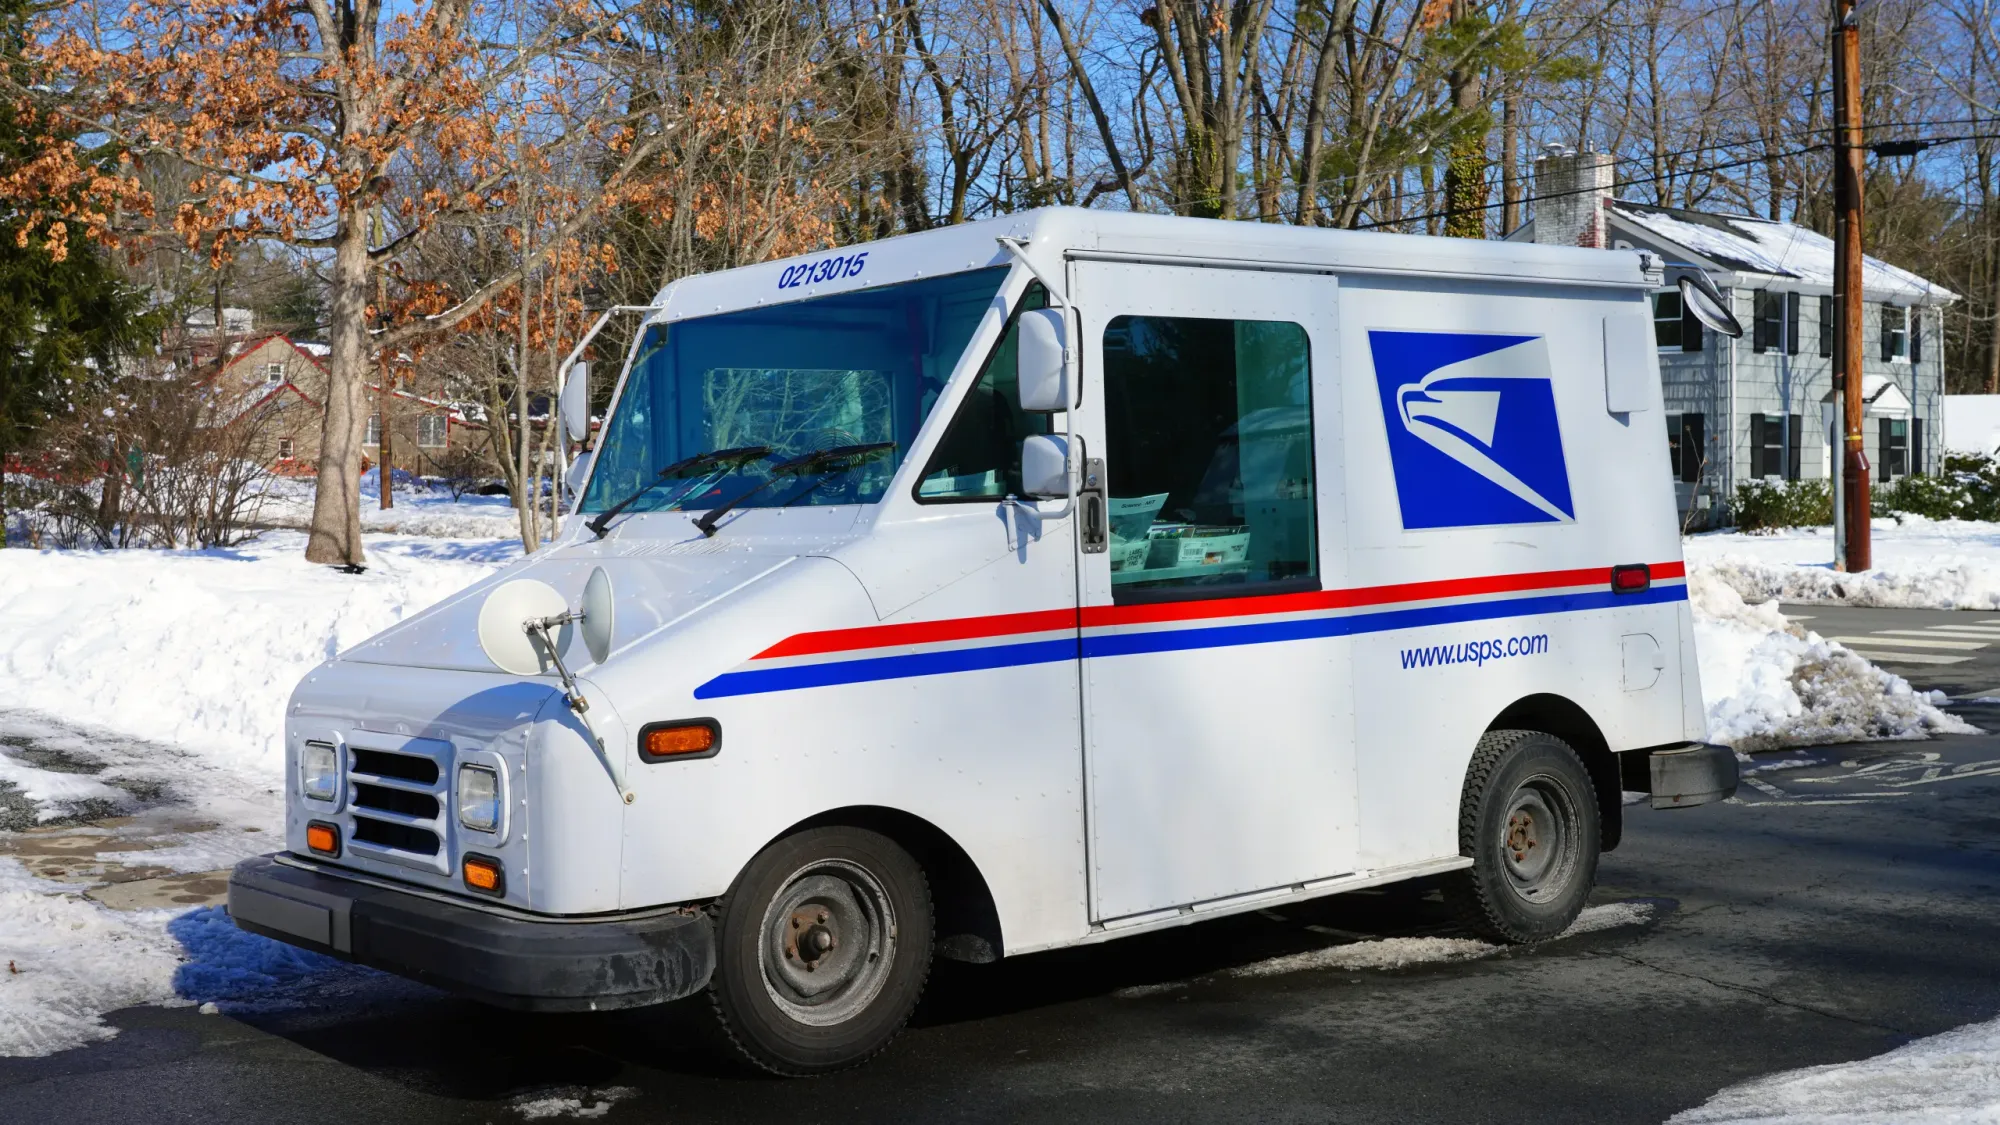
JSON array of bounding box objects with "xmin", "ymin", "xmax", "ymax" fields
[{"xmin": 5, "ymin": 613, "xmax": 2000, "ymax": 1124}]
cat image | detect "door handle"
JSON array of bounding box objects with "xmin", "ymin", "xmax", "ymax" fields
[{"xmin": 1080, "ymin": 456, "xmax": 1107, "ymax": 554}]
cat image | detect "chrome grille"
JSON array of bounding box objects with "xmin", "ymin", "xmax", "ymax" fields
[{"xmin": 345, "ymin": 738, "xmax": 449, "ymax": 873}]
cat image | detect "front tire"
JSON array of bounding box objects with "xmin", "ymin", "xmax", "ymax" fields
[
  {"xmin": 1444, "ymin": 729, "xmax": 1600, "ymax": 943},
  {"xmin": 703, "ymin": 826, "xmax": 933, "ymax": 1076}
]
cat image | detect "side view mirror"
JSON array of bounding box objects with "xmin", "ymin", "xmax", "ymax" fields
[
  {"xmin": 1016, "ymin": 308, "xmax": 1070, "ymax": 413},
  {"xmin": 1677, "ymin": 273, "xmax": 1743, "ymax": 339},
  {"xmin": 564, "ymin": 449, "xmax": 593, "ymax": 499},
  {"xmin": 1019, "ymin": 434, "xmax": 1069, "ymax": 499},
  {"xmin": 559, "ymin": 362, "xmax": 591, "ymax": 443}
]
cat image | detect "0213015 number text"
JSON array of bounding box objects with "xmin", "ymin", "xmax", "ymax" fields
[{"xmin": 777, "ymin": 252, "xmax": 868, "ymax": 290}]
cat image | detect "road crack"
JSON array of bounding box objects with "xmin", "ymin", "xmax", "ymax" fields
[{"xmin": 1609, "ymin": 952, "xmax": 1907, "ymax": 1036}]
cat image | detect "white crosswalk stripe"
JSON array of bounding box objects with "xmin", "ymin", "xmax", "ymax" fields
[
  {"xmin": 1829, "ymin": 635, "xmax": 1987, "ymax": 650},
  {"xmin": 1868, "ymin": 630, "xmax": 2000, "ymax": 642},
  {"xmin": 1841, "ymin": 649, "xmax": 1976, "ymax": 665}
]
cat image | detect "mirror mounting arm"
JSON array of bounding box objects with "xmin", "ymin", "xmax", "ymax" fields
[
  {"xmin": 995, "ymin": 237, "xmax": 1071, "ymax": 307},
  {"xmin": 525, "ymin": 610, "xmax": 633, "ymax": 805}
]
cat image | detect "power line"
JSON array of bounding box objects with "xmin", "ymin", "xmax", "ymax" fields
[{"xmin": 1347, "ymin": 129, "xmax": 2000, "ymax": 233}]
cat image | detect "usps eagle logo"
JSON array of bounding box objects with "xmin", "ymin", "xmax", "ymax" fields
[{"xmin": 1368, "ymin": 330, "xmax": 1574, "ymax": 529}]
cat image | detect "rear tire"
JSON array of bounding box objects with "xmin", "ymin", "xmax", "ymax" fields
[
  {"xmin": 703, "ymin": 826, "xmax": 932, "ymax": 1076},
  {"xmin": 1444, "ymin": 729, "xmax": 1600, "ymax": 943}
]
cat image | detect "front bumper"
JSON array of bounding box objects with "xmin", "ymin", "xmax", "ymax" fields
[
  {"xmin": 1642, "ymin": 742, "xmax": 1739, "ymax": 809},
  {"xmin": 228, "ymin": 854, "xmax": 714, "ymax": 1012}
]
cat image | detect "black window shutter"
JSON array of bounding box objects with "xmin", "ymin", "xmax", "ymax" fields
[
  {"xmin": 1912, "ymin": 309, "xmax": 1923, "ymax": 364},
  {"xmin": 1879, "ymin": 417, "xmax": 1893, "ymax": 478},
  {"xmin": 1881, "ymin": 305, "xmax": 1897, "ymax": 362},
  {"xmin": 1750, "ymin": 413, "xmax": 1767, "ymax": 476},
  {"xmin": 1665, "ymin": 417, "xmax": 1681, "ymax": 478},
  {"xmin": 1912, "ymin": 417, "xmax": 1924, "ymax": 474},
  {"xmin": 1683, "ymin": 413, "xmax": 1705, "ymax": 482},
  {"xmin": 1753, "ymin": 293, "xmax": 1771, "ymax": 353},
  {"xmin": 1787, "ymin": 414, "xmax": 1802, "ymax": 480},
  {"xmin": 1681, "ymin": 299, "xmax": 1702, "ymax": 352},
  {"xmin": 1785, "ymin": 293, "xmax": 1801, "ymax": 355},
  {"xmin": 1819, "ymin": 295, "xmax": 1834, "ymax": 357}
]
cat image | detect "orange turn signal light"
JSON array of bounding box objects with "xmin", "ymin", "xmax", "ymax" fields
[
  {"xmin": 462, "ymin": 855, "xmax": 504, "ymax": 896},
  {"xmin": 639, "ymin": 720, "xmax": 720, "ymax": 762},
  {"xmin": 305, "ymin": 821, "xmax": 339, "ymax": 856}
]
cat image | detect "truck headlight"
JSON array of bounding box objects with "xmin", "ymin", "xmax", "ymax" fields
[
  {"xmin": 300, "ymin": 741, "xmax": 338, "ymax": 802},
  {"xmin": 457, "ymin": 764, "xmax": 500, "ymax": 832}
]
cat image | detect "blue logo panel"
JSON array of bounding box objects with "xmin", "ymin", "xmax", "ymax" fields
[{"xmin": 1369, "ymin": 330, "xmax": 1575, "ymax": 530}]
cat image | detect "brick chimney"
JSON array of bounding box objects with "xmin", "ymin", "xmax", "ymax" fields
[{"xmin": 1532, "ymin": 146, "xmax": 1615, "ymax": 249}]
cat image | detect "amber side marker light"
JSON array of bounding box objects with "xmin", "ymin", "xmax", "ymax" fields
[
  {"xmin": 462, "ymin": 854, "xmax": 505, "ymax": 896},
  {"xmin": 305, "ymin": 821, "xmax": 340, "ymax": 857},
  {"xmin": 639, "ymin": 719, "xmax": 721, "ymax": 763}
]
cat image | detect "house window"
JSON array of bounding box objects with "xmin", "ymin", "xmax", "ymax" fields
[
  {"xmin": 1666, "ymin": 413, "xmax": 1705, "ymax": 483},
  {"xmin": 418, "ymin": 415, "xmax": 448, "ymax": 449},
  {"xmin": 1652, "ymin": 290, "xmax": 1701, "ymax": 352},
  {"xmin": 264, "ymin": 362, "xmax": 285, "ymax": 384},
  {"xmin": 1880, "ymin": 418, "xmax": 1909, "ymax": 478},
  {"xmin": 1818, "ymin": 295, "xmax": 1834, "ymax": 358},
  {"xmin": 1881, "ymin": 305, "xmax": 1910, "ymax": 363},
  {"xmin": 277, "ymin": 437, "xmax": 295, "ymax": 461},
  {"xmin": 364, "ymin": 414, "xmax": 381, "ymax": 446},
  {"xmin": 1750, "ymin": 413, "xmax": 1801, "ymax": 480},
  {"xmin": 1752, "ymin": 292, "xmax": 1800, "ymax": 355}
]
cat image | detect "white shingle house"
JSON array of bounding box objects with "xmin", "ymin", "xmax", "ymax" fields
[{"xmin": 1508, "ymin": 150, "xmax": 1957, "ymax": 526}]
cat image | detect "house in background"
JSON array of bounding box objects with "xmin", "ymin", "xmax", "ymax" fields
[
  {"xmin": 1507, "ymin": 149, "xmax": 1958, "ymax": 526},
  {"xmin": 213, "ymin": 335, "xmax": 485, "ymax": 476}
]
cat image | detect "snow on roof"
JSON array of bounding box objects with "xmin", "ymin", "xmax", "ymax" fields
[
  {"xmin": 1609, "ymin": 200, "xmax": 1955, "ymax": 304},
  {"xmin": 296, "ymin": 342, "xmax": 330, "ymax": 357}
]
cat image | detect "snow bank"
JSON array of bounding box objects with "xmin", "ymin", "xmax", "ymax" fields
[
  {"xmin": 1687, "ymin": 518, "xmax": 2000, "ymax": 610},
  {"xmin": 1669, "ymin": 1013, "xmax": 2000, "ymax": 1124},
  {"xmin": 0, "ymin": 531, "xmax": 516, "ymax": 780},
  {"xmin": 0, "ymin": 861, "xmax": 183, "ymax": 1057},
  {"xmin": 1688, "ymin": 569, "xmax": 1973, "ymax": 751}
]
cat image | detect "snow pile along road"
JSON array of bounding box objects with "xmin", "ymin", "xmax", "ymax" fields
[
  {"xmin": 1688, "ymin": 569, "xmax": 1973, "ymax": 752},
  {"xmin": 0, "ymin": 861, "xmax": 183, "ymax": 1057},
  {"xmin": 0, "ymin": 531, "xmax": 516, "ymax": 779},
  {"xmin": 1668, "ymin": 1012, "xmax": 2000, "ymax": 1124},
  {"xmin": 1687, "ymin": 518, "xmax": 2000, "ymax": 610}
]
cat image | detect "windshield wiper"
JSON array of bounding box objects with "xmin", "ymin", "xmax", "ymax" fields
[
  {"xmin": 692, "ymin": 442, "xmax": 895, "ymax": 538},
  {"xmin": 586, "ymin": 445, "xmax": 773, "ymax": 538}
]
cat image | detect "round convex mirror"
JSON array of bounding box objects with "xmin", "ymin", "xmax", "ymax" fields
[
  {"xmin": 1678, "ymin": 273, "xmax": 1744, "ymax": 339},
  {"xmin": 581, "ymin": 567, "xmax": 615, "ymax": 665},
  {"xmin": 476, "ymin": 579, "xmax": 571, "ymax": 675}
]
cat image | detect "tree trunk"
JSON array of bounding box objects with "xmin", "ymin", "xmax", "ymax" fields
[
  {"xmin": 305, "ymin": 215, "xmax": 369, "ymax": 567},
  {"xmin": 1500, "ymin": 88, "xmax": 1520, "ymax": 234},
  {"xmin": 1441, "ymin": 27, "xmax": 1486, "ymax": 240},
  {"xmin": 375, "ymin": 206, "xmax": 393, "ymax": 511}
]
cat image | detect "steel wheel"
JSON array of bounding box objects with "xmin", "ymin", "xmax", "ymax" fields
[
  {"xmin": 1445, "ymin": 729, "xmax": 1601, "ymax": 943},
  {"xmin": 758, "ymin": 859, "xmax": 898, "ymax": 1027},
  {"xmin": 703, "ymin": 825, "xmax": 932, "ymax": 1075},
  {"xmin": 1499, "ymin": 774, "xmax": 1582, "ymax": 904}
]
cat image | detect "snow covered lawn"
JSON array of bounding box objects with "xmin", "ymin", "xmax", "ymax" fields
[{"xmin": 1689, "ymin": 517, "xmax": 2000, "ymax": 611}]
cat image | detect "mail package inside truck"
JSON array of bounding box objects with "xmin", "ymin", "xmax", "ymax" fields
[{"xmin": 229, "ymin": 208, "xmax": 1740, "ymax": 1076}]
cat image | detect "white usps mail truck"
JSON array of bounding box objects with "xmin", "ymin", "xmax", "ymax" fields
[{"xmin": 230, "ymin": 207, "xmax": 1739, "ymax": 1074}]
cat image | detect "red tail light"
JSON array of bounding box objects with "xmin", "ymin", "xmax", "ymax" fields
[{"xmin": 1611, "ymin": 564, "xmax": 1651, "ymax": 594}]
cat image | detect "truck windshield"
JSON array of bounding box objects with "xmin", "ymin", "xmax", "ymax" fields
[{"xmin": 582, "ymin": 267, "xmax": 1008, "ymax": 516}]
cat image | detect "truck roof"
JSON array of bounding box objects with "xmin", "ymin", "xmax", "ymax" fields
[{"xmin": 647, "ymin": 207, "xmax": 1660, "ymax": 324}]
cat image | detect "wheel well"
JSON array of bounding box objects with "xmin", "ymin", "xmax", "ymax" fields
[
  {"xmin": 1488, "ymin": 694, "xmax": 1623, "ymax": 852},
  {"xmin": 786, "ymin": 806, "xmax": 1004, "ymax": 963}
]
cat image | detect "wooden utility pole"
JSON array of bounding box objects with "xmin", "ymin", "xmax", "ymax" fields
[{"xmin": 1832, "ymin": 0, "xmax": 1868, "ymax": 571}]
